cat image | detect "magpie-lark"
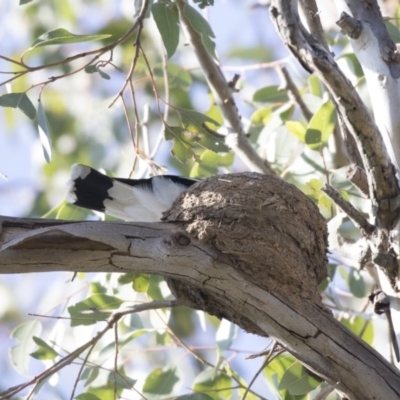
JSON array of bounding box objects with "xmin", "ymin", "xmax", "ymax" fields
[{"xmin": 67, "ymin": 164, "xmax": 197, "ymax": 221}]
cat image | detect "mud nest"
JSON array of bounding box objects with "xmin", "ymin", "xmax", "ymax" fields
[{"xmin": 163, "ymin": 172, "xmax": 328, "ymax": 314}]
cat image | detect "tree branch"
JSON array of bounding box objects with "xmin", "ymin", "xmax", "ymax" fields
[
  {"xmin": 175, "ymin": 0, "xmax": 274, "ymax": 174},
  {"xmin": 322, "ymin": 184, "xmax": 375, "ymax": 235},
  {"xmin": 276, "ymin": 65, "xmax": 313, "ymax": 121},
  {"xmin": 299, "ymin": 0, "xmax": 329, "ymax": 50},
  {"xmin": 335, "ymin": 1, "xmax": 400, "ymax": 175},
  {"xmin": 1, "ymin": 216, "xmax": 400, "ymax": 399},
  {"xmin": 269, "ymin": 0, "xmax": 400, "ymax": 228}
]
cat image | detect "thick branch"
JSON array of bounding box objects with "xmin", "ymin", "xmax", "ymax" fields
[
  {"xmin": 299, "ymin": 0, "xmax": 329, "ymax": 50},
  {"xmin": 335, "ymin": 1, "xmax": 400, "ymax": 175},
  {"xmin": 269, "ymin": 0, "xmax": 400, "ymax": 228},
  {"xmin": 1, "ymin": 216, "xmax": 400, "ymax": 399},
  {"xmin": 175, "ymin": 0, "xmax": 274, "ymax": 175}
]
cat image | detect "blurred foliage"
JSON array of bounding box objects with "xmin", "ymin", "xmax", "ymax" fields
[{"xmin": 1, "ymin": 0, "xmax": 399, "ymax": 399}]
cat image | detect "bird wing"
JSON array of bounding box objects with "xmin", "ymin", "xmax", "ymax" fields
[{"xmin": 67, "ymin": 164, "xmax": 196, "ymax": 222}]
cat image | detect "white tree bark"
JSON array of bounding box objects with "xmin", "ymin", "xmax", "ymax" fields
[
  {"xmin": 335, "ymin": 0, "xmax": 400, "ymax": 173},
  {"xmin": 333, "ymin": 0, "xmax": 400, "ymax": 365}
]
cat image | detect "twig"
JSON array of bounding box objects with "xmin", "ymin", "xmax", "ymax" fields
[
  {"xmin": 346, "ymin": 164, "xmax": 369, "ymax": 197},
  {"xmin": 0, "ymin": 300, "xmax": 181, "ymax": 399},
  {"xmin": 242, "ymin": 341, "xmax": 283, "ymax": 400},
  {"xmin": 313, "ymin": 383, "xmax": 339, "ymax": 400},
  {"xmin": 69, "ymin": 342, "xmax": 96, "ymax": 400},
  {"xmin": 276, "ymin": 65, "xmax": 313, "ymax": 121},
  {"xmin": 299, "ymin": 0, "xmax": 329, "ymax": 50},
  {"xmin": 175, "ymin": 0, "xmax": 274, "ymax": 175},
  {"xmin": 322, "ymin": 184, "xmax": 375, "ymax": 235},
  {"xmin": 0, "ymin": 0, "xmax": 150, "ymax": 89}
]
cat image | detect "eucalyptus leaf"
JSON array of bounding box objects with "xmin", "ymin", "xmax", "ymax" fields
[
  {"xmin": 68, "ymin": 294, "xmax": 123, "ymax": 326},
  {"xmin": 30, "ymin": 337, "xmax": 58, "ymax": 360},
  {"xmin": 184, "ymin": 4, "xmax": 217, "ymax": 59},
  {"xmin": 10, "ymin": 320, "xmax": 42, "ymax": 375},
  {"xmin": 30, "ymin": 28, "xmax": 111, "ymax": 49},
  {"xmin": 38, "ymin": 100, "xmax": 52, "ymax": 162},
  {"xmin": 278, "ymin": 361, "xmax": 321, "ymax": 395},
  {"xmin": 305, "ymin": 99, "xmax": 336, "ymax": 150},
  {"xmin": 164, "ymin": 125, "xmax": 194, "ymax": 163},
  {"xmin": 0, "ymin": 92, "xmax": 36, "ymax": 119},
  {"xmin": 143, "ymin": 367, "xmax": 180, "ymax": 395},
  {"xmin": 253, "ymin": 85, "xmax": 289, "ymax": 104},
  {"xmin": 151, "ymin": 2, "xmax": 180, "ymax": 59}
]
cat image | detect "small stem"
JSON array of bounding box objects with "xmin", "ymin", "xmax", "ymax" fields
[
  {"xmin": 276, "ymin": 65, "xmax": 313, "ymax": 121},
  {"xmin": 322, "ymin": 184, "xmax": 375, "ymax": 235}
]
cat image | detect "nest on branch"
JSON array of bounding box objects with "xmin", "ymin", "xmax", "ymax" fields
[{"xmin": 162, "ymin": 173, "xmax": 328, "ymax": 334}]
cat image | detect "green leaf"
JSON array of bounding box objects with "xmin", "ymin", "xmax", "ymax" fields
[
  {"xmin": 85, "ymin": 385, "xmax": 121, "ymax": 400},
  {"xmin": 190, "ymin": 150, "xmax": 234, "ymax": 177},
  {"xmin": 133, "ymin": 274, "xmax": 150, "ymax": 292},
  {"xmin": 143, "ymin": 367, "xmax": 180, "ymax": 395},
  {"xmin": 264, "ymin": 353, "xmax": 297, "ymax": 391},
  {"xmin": 50, "ymin": 201, "xmax": 92, "ymax": 220},
  {"xmin": 385, "ymin": 20, "xmax": 400, "ymax": 43},
  {"xmin": 118, "ymin": 273, "xmax": 136, "ymax": 285},
  {"xmin": 10, "ymin": 320, "xmax": 42, "ymax": 375},
  {"xmin": 75, "ymin": 394, "xmax": 102, "ymax": 400},
  {"xmin": 90, "ymin": 282, "xmax": 107, "ymax": 294},
  {"xmin": 305, "ymin": 100, "xmax": 336, "ymax": 150},
  {"xmin": 183, "ymin": 4, "xmax": 217, "ymax": 59},
  {"xmin": 83, "ymin": 367, "xmax": 100, "ymax": 387},
  {"xmin": 68, "ymin": 294, "xmax": 123, "ymax": 327},
  {"xmin": 193, "ymin": 369, "xmax": 232, "ymax": 400},
  {"xmin": 341, "ymin": 316, "xmax": 374, "ymax": 345},
  {"xmin": 278, "ymin": 361, "xmax": 321, "ymax": 395},
  {"xmin": 151, "ymin": 2, "xmax": 180, "ymax": 59},
  {"xmin": 306, "ymin": 179, "xmax": 332, "ymax": 211},
  {"xmin": 30, "ymin": 28, "xmax": 111, "ymax": 49},
  {"xmin": 253, "ymin": 85, "xmax": 289, "ymax": 104},
  {"xmin": 173, "ymin": 395, "xmax": 214, "ymax": 400},
  {"xmin": 20, "ymin": 0, "xmax": 33, "ymax": 4},
  {"xmin": 318, "ymin": 194, "xmax": 332, "ymax": 211},
  {"xmin": 85, "ymin": 65, "xmax": 98, "ymax": 74},
  {"xmin": 177, "ymin": 108, "xmax": 228, "ymax": 153},
  {"xmin": 251, "ymin": 108, "xmax": 272, "ymax": 125},
  {"xmin": 308, "ymin": 75, "xmax": 323, "ymax": 97},
  {"xmin": 338, "ymin": 53, "xmax": 363, "ymax": 79},
  {"xmin": 134, "ymin": 0, "xmax": 153, "ymax": 18},
  {"xmin": 348, "ymin": 269, "xmax": 366, "ymax": 298},
  {"xmin": 0, "ymin": 92, "xmax": 36, "ymax": 119},
  {"xmin": 37, "ymin": 100, "xmax": 52, "ymax": 163},
  {"xmin": 98, "ymin": 69, "xmax": 111, "ymax": 80},
  {"xmin": 108, "ymin": 368, "xmax": 137, "ymax": 389},
  {"xmin": 305, "ymin": 129, "xmax": 321, "ymax": 146},
  {"xmin": 192, "ymin": 0, "xmax": 214, "ymax": 9},
  {"xmin": 165, "ymin": 125, "xmax": 194, "ymax": 163},
  {"xmin": 30, "ymin": 336, "xmax": 58, "ymax": 360},
  {"xmin": 286, "ymin": 121, "xmax": 306, "ymax": 142},
  {"xmin": 228, "ymin": 45, "xmax": 272, "ymax": 61},
  {"xmin": 153, "ymin": 63, "xmax": 192, "ymax": 89}
]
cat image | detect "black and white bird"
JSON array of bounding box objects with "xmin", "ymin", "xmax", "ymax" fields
[{"xmin": 67, "ymin": 164, "xmax": 197, "ymax": 221}]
